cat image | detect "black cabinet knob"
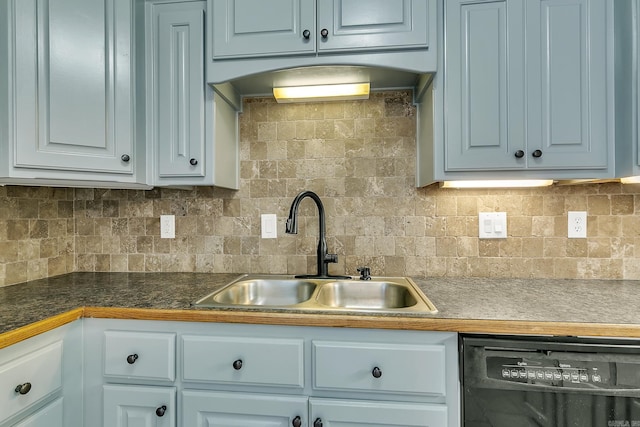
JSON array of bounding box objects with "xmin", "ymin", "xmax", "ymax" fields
[
  {"xmin": 189, "ymin": 158, "xmax": 198, "ymax": 166},
  {"xmin": 320, "ymin": 28, "xmax": 328, "ymax": 39},
  {"xmin": 233, "ymin": 359, "xmax": 243, "ymax": 370},
  {"xmin": 303, "ymin": 29, "xmax": 310, "ymax": 39},
  {"xmin": 121, "ymin": 154, "xmax": 131, "ymax": 162},
  {"xmin": 127, "ymin": 354, "xmax": 139, "ymax": 364},
  {"xmin": 15, "ymin": 382, "xmax": 32, "ymax": 395},
  {"xmin": 514, "ymin": 150, "xmax": 525, "ymax": 158},
  {"xmin": 372, "ymin": 367, "xmax": 382, "ymax": 378},
  {"xmin": 314, "ymin": 418, "xmax": 323, "ymax": 427},
  {"xmin": 532, "ymin": 149, "xmax": 543, "ymax": 158},
  {"xmin": 292, "ymin": 416, "xmax": 302, "ymax": 427},
  {"xmin": 156, "ymin": 405, "xmax": 167, "ymax": 417}
]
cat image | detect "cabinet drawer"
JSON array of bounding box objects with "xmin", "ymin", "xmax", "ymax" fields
[
  {"xmin": 0, "ymin": 341, "xmax": 63, "ymax": 424},
  {"xmin": 12, "ymin": 397, "xmax": 63, "ymax": 427},
  {"xmin": 312, "ymin": 341, "xmax": 446, "ymax": 397},
  {"xmin": 104, "ymin": 331, "xmax": 176, "ymax": 382},
  {"xmin": 182, "ymin": 335, "xmax": 304, "ymax": 388}
]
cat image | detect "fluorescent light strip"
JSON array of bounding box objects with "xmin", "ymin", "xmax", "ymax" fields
[
  {"xmin": 273, "ymin": 83, "xmax": 370, "ymax": 103},
  {"xmin": 441, "ymin": 180, "xmax": 554, "ymax": 189},
  {"xmin": 621, "ymin": 176, "xmax": 640, "ymax": 184}
]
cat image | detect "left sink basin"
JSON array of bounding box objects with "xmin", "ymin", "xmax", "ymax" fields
[{"xmin": 195, "ymin": 276, "xmax": 317, "ymax": 307}]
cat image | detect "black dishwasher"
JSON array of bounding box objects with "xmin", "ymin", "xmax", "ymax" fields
[{"xmin": 462, "ymin": 335, "xmax": 640, "ymax": 426}]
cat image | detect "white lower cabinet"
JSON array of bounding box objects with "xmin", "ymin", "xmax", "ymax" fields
[
  {"xmin": 81, "ymin": 319, "xmax": 459, "ymax": 427},
  {"xmin": 104, "ymin": 385, "xmax": 176, "ymax": 427},
  {"xmin": 0, "ymin": 321, "xmax": 82, "ymax": 427},
  {"xmin": 182, "ymin": 390, "xmax": 307, "ymax": 426},
  {"xmin": 12, "ymin": 398, "xmax": 63, "ymax": 427},
  {"xmin": 309, "ymin": 398, "xmax": 447, "ymax": 427}
]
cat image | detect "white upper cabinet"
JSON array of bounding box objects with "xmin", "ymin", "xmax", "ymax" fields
[
  {"xmin": 1, "ymin": 0, "xmax": 148, "ymax": 188},
  {"xmin": 417, "ymin": 0, "xmax": 616, "ymax": 185},
  {"xmin": 207, "ymin": 0, "xmax": 437, "ymax": 83},
  {"xmin": 146, "ymin": 0, "xmax": 239, "ymax": 189}
]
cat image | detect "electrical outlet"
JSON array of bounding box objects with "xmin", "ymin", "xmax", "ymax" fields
[
  {"xmin": 160, "ymin": 215, "xmax": 175, "ymax": 239},
  {"xmin": 568, "ymin": 211, "xmax": 587, "ymax": 238}
]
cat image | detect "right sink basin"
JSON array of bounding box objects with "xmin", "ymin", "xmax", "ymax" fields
[
  {"xmin": 315, "ymin": 280, "xmax": 418, "ymax": 309},
  {"xmin": 193, "ymin": 275, "xmax": 437, "ymax": 314}
]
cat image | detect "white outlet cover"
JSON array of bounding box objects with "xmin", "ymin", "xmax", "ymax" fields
[
  {"xmin": 479, "ymin": 212, "xmax": 507, "ymax": 239},
  {"xmin": 568, "ymin": 211, "xmax": 587, "ymax": 238}
]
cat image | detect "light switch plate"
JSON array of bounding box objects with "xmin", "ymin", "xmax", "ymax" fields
[
  {"xmin": 261, "ymin": 214, "xmax": 277, "ymax": 239},
  {"xmin": 160, "ymin": 215, "xmax": 175, "ymax": 239},
  {"xmin": 479, "ymin": 212, "xmax": 507, "ymax": 239}
]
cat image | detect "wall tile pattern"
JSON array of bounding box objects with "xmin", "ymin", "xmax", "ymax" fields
[
  {"xmin": 0, "ymin": 186, "xmax": 75, "ymax": 286},
  {"xmin": 1, "ymin": 91, "xmax": 640, "ymax": 285}
]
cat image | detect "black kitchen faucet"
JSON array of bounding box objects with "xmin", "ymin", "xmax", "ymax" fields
[{"xmin": 285, "ymin": 190, "xmax": 350, "ymax": 279}]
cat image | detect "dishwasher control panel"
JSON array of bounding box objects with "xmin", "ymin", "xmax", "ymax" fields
[{"xmin": 486, "ymin": 355, "xmax": 640, "ymax": 389}]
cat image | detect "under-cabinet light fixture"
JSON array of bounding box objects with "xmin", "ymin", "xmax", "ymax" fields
[
  {"xmin": 621, "ymin": 176, "xmax": 640, "ymax": 184},
  {"xmin": 273, "ymin": 83, "xmax": 370, "ymax": 103},
  {"xmin": 441, "ymin": 179, "xmax": 554, "ymax": 189}
]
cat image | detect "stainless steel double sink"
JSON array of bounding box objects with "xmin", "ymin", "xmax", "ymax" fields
[{"xmin": 193, "ymin": 274, "xmax": 437, "ymax": 314}]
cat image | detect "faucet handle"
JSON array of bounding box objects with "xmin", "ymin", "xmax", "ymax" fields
[
  {"xmin": 324, "ymin": 254, "xmax": 338, "ymax": 264},
  {"xmin": 357, "ymin": 267, "xmax": 371, "ymax": 280}
]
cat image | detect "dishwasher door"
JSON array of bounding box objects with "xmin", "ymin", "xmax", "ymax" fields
[{"xmin": 461, "ymin": 335, "xmax": 640, "ymax": 427}]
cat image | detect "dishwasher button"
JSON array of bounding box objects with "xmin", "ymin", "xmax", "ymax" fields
[
  {"xmin": 592, "ymin": 374, "xmax": 602, "ymax": 383},
  {"xmin": 527, "ymin": 370, "xmax": 536, "ymax": 380},
  {"xmin": 580, "ymin": 373, "xmax": 589, "ymax": 382},
  {"xmin": 562, "ymin": 372, "xmax": 571, "ymax": 381},
  {"xmin": 502, "ymin": 368, "xmax": 510, "ymax": 378},
  {"xmin": 571, "ymin": 373, "xmax": 580, "ymax": 382},
  {"xmin": 544, "ymin": 371, "xmax": 553, "ymax": 380},
  {"xmin": 554, "ymin": 372, "xmax": 562, "ymax": 380}
]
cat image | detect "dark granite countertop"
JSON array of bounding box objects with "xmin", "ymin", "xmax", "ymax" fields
[{"xmin": 2, "ymin": 272, "xmax": 640, "ymax": 338}]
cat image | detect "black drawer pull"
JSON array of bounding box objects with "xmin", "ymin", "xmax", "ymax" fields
[
  {"xmin": 233, "ymin": 359, "xmax": 243, "ymax": 370},
  {"xmin": 127, "ymin": 354, "xmax": 139, "ymax": 364},
  {"xmin": 15, "ymin": 382, "xmax": 32, "ymax": 395},
  {"xmin": 156, "ymin": 405, "xmax": 166, "ymax": 417},
  {"xmin": 372, "ymin": 367, "xmax": 382, "ymax": 378}
]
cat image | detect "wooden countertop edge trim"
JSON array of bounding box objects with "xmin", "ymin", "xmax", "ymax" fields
[
  {"xmin": 82, "ymin": 306, "xmax": 640, "ymax": 338},
  {"xmin": 0, "ymin": 308, "xmax": 84, "ymax": 350},
  {"xmin": 4, "ymin": 306, "xmax": 640, "ymax": 350}
]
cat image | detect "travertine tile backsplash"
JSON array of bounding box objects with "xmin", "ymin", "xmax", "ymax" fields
[{"xmin": 1, "ymin": 91, "xmax": 640, "ymax": 286}]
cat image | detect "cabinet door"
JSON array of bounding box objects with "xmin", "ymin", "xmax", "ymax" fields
[
  {"xmin": 211, "ymin": 0, "xmax": 315, "ymax": 58},
  {"xmin": 182, "ymin": 390, "xmax": 307, "ymax": 427},
  {"xmin": 317, "ymin": 0, "xmax": 430, "ymax": 52},
  {"xmin": 309, "ymin": 398, "xmax": 447, "ymax": 427},
  {"xmin": 444, "ymin": 0, "xmax": 526, "ymax": 171},
  {"xmin": 12, "ymin": 0, "xmax": 135, "ymax": 175},
  {"xmin": 12, "ymin": 398, "xmax": 63, "ymax": 427},
  {"xmin": 525, "ymin": 0, "xmax": 608, "ymax": 170},
  {"xmin": 152, "ymin": 2, "xmax": 206, "ymax": 179},
  {"xmin": 104, "ymin": 385, "xmax": 176, "ymax": 427}
]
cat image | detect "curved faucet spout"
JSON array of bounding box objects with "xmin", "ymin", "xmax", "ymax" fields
[{"xmin": 285, "ymin": 190, "xmax": 350, "ymax": 279}]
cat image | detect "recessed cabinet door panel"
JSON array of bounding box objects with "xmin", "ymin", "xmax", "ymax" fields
[
  {"xmin": 445, "ymin": 0, "xmax": 525, "ymax": 171},
  {"xmin": 13, "ymin": 0, "xmax": 134, "ymax": 174},
  {"xmin": 212, "ymin": 0, "xmax": 315, "ymax": 58},
  {"xmin": 104, "ymin": 385, "xmax": 176, "ymax": 427},
  {"xmin": 182, "ymin": 390, "xmax": 308, "ymax": 427},
  {"xmin": 526, "ymin": 0, "xmax": 608, "ymax": 170},
  {"xmin": 156, "ymin": 4, "xmax": 205, "ymax": 178},
  {"xmin": 317, "ymin": 0, "xmax": 429, "ymax": 51},
  {"xmin": 309, "ymin": 398, "xmax": 448, "ymax": 427}
]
